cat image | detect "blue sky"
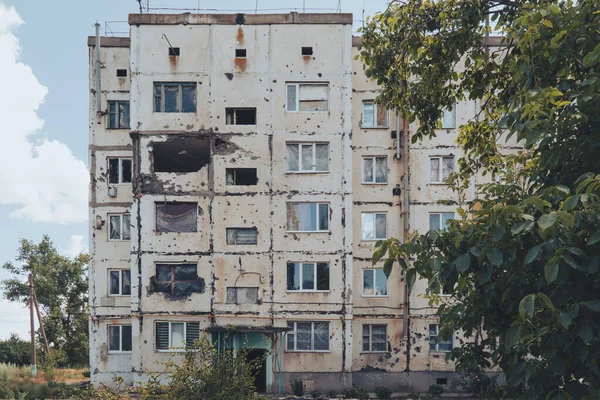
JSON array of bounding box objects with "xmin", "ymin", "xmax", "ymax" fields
[{"xmin": 0, "ymin": 0, "xmax": 389, "ymax": 340}]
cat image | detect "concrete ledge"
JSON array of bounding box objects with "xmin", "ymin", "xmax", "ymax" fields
[
  {"xmin": 88, "ymin": 36, "xmax": 130, "ymax": 48},
  {"xmin": 129, "ymin": 13, "xmax": 353, "ymax": 26}
]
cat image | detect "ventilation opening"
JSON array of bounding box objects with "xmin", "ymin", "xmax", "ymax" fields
[
  {"xmin": 302, "ymin": 47, "xmax": 313, "ymax": 56},
  {"xmin": 168, "ymin": 47, "xmax": 180, "ymax": 56},
  {"xmin": 226, "ymin": 108, "xmax": 257, "ymax": 125},
  {"xmin": 235, "ymin": 49, "xmax": 247, "ymax": 58},
  {"xmin": 226, "ymin": 168, "xmax": 258, "ymax": 185},
  {"xmin": 436, "ymin": 378, "xmax": 448, "ymax": 386},
  {"xmin": 116, "ymin": 69, "xmax": 127, "ymax": 77},
  {"xmin": 153, "ymin": 137, "xmax": 210, "ymax": 173}
]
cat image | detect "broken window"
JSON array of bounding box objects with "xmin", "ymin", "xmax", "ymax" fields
[
  {"xmin": 429, "ymin": 156, "xmax": 454, "ymax": 183},
  {"xmin": 286, "ymin": 83, "xmax": 329, "ymax": 112},
  {"xmin": 301, "ymin": 46, "xmax": 313, "ymax": 56},
  {"xmin": 429, "ymin": 324, "xmax": 453, "ymax": 352},
  {"xmin": 235, "ymin": 49, "xmax": 246, "ymax": 58},
  {"xmin": 226, "ymin": 168, "xmax": 257, "ymax": 185},
  {"xmin": 156, "ymin": 321, "xmax": 200, "ymax": 351},
  {"xmin": 168, "ymin": 47, "xmax": 180, "ymax": 56},
  {"xmin": 286, "ymin": 203, "xmax": 329, "ymax": 232},
  {"xmin": 225, "ymin": 108, "xmax": 256, "ymax": 125},
  {"xmin": 362, "ymin": 324, "xmax": 387, "ymax": 352},
  {"xmin": 154, "ymin": 82, "xmax": 196, "ymax": 113},
  {"xmin": 362, "ymin": 101, "xmax": 388, "ymax": 128},
  {"xmin": 108, "ymin": 158, "xmax": 132, "ymax": 184},
  {"xmin": 154, "ymin": 263, "xmax": 203, "ymax": 296},
  {"xmin": 361, "ymin": 213, "xmax": 387, "ymax": 240},
  {"xmin": 285, "ymin": 142, "xmax": 329, "ymax": 172},
  {"xmin": 286, "ymin": 262, "xmax": 329, "ymax": 291},
  {"xmin": 363, "ymin": 269, "xmax": 388, "ymax": 296},
  {"xmin": 429, "ymin": 212, "xmax": 454, "ymax": 232},
  {"xmin": 109, "ymin": 269, "xmax": 131, "ymax": 296},
  {"xmin": 226, "ymin": 287, "xmax": 259, "ymax": 304},
  {"xmin": 153, "ymin": 137, "xmax": 210, "ymax": 173},
  {"xmin": 109, "ymin": 214, "xmax": 131, "ymax": 241},
  {"xmin": 441, "ymin": 105, "xmax": 456, "ymax": 128},
  {"xmin": 156, "ymin": 203, "xmax": 198, "ymax": 233},
  {"xmin": 107, "ymin": 101, "xmax": 130, "ymax": 129},
  {"xmin": 226, "ymin": 228, "xmax": 258, "ymax": 245},
  {"xmin": 108, "ymin": 325, "xmax": 132, "ymax": 353},
  {"xmin": 362, "ymin": 156, "xmax": 388, "ymax": 183},
  {"xmin": 286, "ymin": 321, "xmax": 329, "ymax": 351},
  {"xmin": 116, "ymin": 69, "xmax": 127, "ymax": 77}
]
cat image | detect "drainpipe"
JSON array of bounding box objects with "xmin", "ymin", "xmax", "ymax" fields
[
  {"xmin": 94, "ymin": 23, "xmax": 102, "ymax": 119},
  {"xmin": 401, "ymin": 111, "xmax": 411, "ymax": 372}
]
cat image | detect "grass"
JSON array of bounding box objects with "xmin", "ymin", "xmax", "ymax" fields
[{"xmin": 0, "ymin": 363, "xmax": 89, "ymax": 399}]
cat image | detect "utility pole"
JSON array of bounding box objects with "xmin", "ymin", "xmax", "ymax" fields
[
  {"xmin": 33, "ymin": 288, "xmax": 50, "ymax": 353},
  {"xmin": 29, "ymin": 273, "xmax": 36, "ymax": 377}
]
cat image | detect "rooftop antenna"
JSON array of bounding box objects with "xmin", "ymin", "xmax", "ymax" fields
[
  {"xmin": 337, "ymin": 0, "xmax": 341, "ymax": 13},
  {"xmin": 362, "ymin": 0, "xmax": 366, "ymax": 28},
  {"xmin": 303, "ymin": 0, "xmax": 306, "ymax": 13},
  {"xmin": 136, "ymin": 0, "xmax": 143, "ymax": 13},
  {"xmin": 255, "ymin": 0, "xmax": 258, "ymax": 13}
]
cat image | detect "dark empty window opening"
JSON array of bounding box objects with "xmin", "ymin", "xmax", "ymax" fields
[
  {"xmin": 226, "ymin": 108, "xmax": 256, "ymax": 125},
  {"xmin": 156, "ymin": 203, "xmax": 198, "ymax": 233},
  {"xmin": 436, "ymin": 378, "xmax": 448, "ymax": 386},
  {"xmin": 302, "ymin": 47, "xmax": 313, "ymax": 56},
  {"xmin": 116, "ymin": 69, "xmax": 127, "ymax": 77},
  {"xmin": 235, "ymin": 49, "xmax": 246, "ymax": 58},
  {"xmin": 226, "ymin": 168, "xmax": 257, "ymax": 185},
  {"xmin": 154, "ymin": 263, "xmax": 204, "ymax": 296},
  {"xmin": 168, "ymin": 47, "xmax": 180, "ymax": 56},
  {"xmin": 153, "ymin": 137, "xmax": 210, "ymax": 173}
]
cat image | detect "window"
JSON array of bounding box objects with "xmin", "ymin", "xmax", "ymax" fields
[
  {"xmin": 362, "ymin": 325, "xmax": 387, "ymax": 352},
  {"xmin": 362, "ymin": 213, "xmax": 387, "ymax": 240},
  {"xmin": 156, "ymin": 203, "xmax": 197, "ymax": 233},
  {"xmin": 285, "ymin": 143, "xmax": 329, "ymax": 172},
  {"xmin": 116, "ymin": 69, "xmax": 127, "ymax": 77},
  {"xmin": 436, "ymin": 378, "xmax": 448, "ymax": 386},
  {"xmin": 107, "ymin": 101, "xmax": 130, "ymax": 129},
  {"xmin": 109, "ymin": 270, "xmax": 131, "ymax": 296},
  {"xmin": 429, "ymin": 213, "xmax": 454, "ymax": 231},
  {"xmin": 154, "ymin": 264, "xmax": 203, "ymax": 296},
  {"xmin": 287, "ymin": 262, "xmax": 329, "ymax": 291},
  {"xmin": 286, "ymin": 203, "xmax": 329, "ymax": 232},
  {"xmin": 226, "ymin": 228, "xmax": 258, "ymax": 245},
  {"xmin": 108, "ymin": 325, "xmax": 132, "ymax": 353},
  {"xmin": 286, "ymin": 83, "xmax": 329, "ymax": 112},
  {"xmin": 226, "ymin": 168, "xmax": 257, "ymax": 185},
  {"xmin": 429, "ymin": 324, "xmax": 452, "ymax": 352},
  {"xmin": 109, "ymin": 214, "xmax": 131, "ymax": 241},
  {"xmin": 168, "ymin": 47, "xmax": 180, "ymax": 56},
  {"xmin": 362, "ymin": 157, "xmax": 387, "ymax": 183},
  {"xmin": 362, "ymin": 101, "xmax": 388, "ymax": 128},
  {"xmin": 301, "ymin": 47, "xmax": 313, "ymax": 56},
  {"xmin": 235, "ymin": 49, "xmax": 246, "ymax": 58},
  {"xmin": 226, "ymin": 287, "xmax": 259, "ymax": 304},
  {"xmin": 226, "ymin": 108, "xmax": 256, "ymax": 125},
  {"xmin": 441, "ymin": 106, "xmax": 455, "ymax": 129},
  {"xmin": 154, "ymin": 82, "xmax": 196, "ymax": 113},
  {"xmin": 286, "ymin": 322, "xmax": 329, "ymax": 351},
  {"xmin": 156, "ymin": 321, "xmax": 200, "ymax": 351},
  {"xmin": 153, "ymin": 138, "xmax": 210, "ymax": 173},
  {"xmin": 429, "ymin": 156, "xmax": 454, "ymax": 183},
  {"xmin": 363, "ymin": 269, "xmax": 388, "ymax": 296},
  {"xmin": 108, "ymin": 158, "xmax": 132, "ymax": 184}
]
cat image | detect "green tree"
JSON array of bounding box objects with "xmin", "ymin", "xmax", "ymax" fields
[
  {"xmin": 0, "ymin": 333, "xmax": 30, "ymax": 366},
  {"xmin": 359, "ymin": 0, "xmax": 600, "ymax": 399},
  {"xmin": 1, "ymin": 235, "xmax": 89, "ymax": 367}
]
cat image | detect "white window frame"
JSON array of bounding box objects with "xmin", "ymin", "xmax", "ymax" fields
[
  {"xmin": 429, "ymin": 212, "xmax": 454, "ymax": 232},
  {"xmin": 107, "ymin": 100, "xmax": 130, "ymax": 129},
  {"xmin": 286, "ymin": 203, "xmax": 329, "ymax": 233},
  {"xmin": 362, "ymin": 156, "xmax": 388, "ymax": 184},
  {"xmin": 362, "ymin": 324, "xmax": 387, "ymax": 353},
  {"xmin": 108, "ymin": 269, "xmax": 131, "ymax": 296},
  {"xmin": 361, "ymin": 212, "xmax": 387, "ymax": 241},
  {"xmin": 362, "ymin": 269, "xmax": 388, "ymax": 297},
  {"xmin": 441, "ymin": 106, "xmax": 456, "ymax": 129},
  {"xmin": 286, "ymin": 262, "xmax": 330, "ymax": 292},
  {"xmin": 155, "ymin": 321, "xmax": 200, "ymax": 352},
  {"xmin": 286, "ymin": 321, "xmax": 330, "ymax": 352},
  {"xmin": 108, "ymin": 213, "xmax": 131, "ymax": 241},
  {"xmin": 362, "ymin": 101, "xmax": 389, "ymax": 128},
  {"xmin": 107, "ymin": 325, "xmax": 132, "ymax": 353},
  {"xmin": 285, "ymin": 142, "xmax": 330, "ymax": 173},
  {"xmin": 153, "ymin": 82, "xmax": 197, "ymax": 113},
  {"xmin": 429, "ymin": 324, "xmax": 453, "ymax": 352},
  {"xmin": 108, "ymin": 158, "xmax": 132, "ymax": 184},
  {"xmin": 429, "ymin": 156, "xmax": 455, "ymax": 184},
  {"xmin": 285, "ymin": 82, "xmax": 329, "ymax": 112}
]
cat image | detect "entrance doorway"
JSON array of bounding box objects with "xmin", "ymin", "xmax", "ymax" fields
[{"xmin": 247, "ymin": 349, "xmax": 267, "ymax": 393}]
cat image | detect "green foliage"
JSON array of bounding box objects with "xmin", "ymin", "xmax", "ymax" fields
[
  {"xmin": 290, "ymin": 378, "xmax": 305, "ymax": 397},
  {"xmin": 327, "ymin": 389, "xmax": 338, "ymax": 398},
  {"xmin": 427, "ymin": 384, "xmax": 444, "ymax": 398},
  {"xmin": 1, "ymin": 235, "xmax": 89, "ymax": 367},
  {"xmin": 311, "ymin": 389, "xmax": 322, "ymax": 398},
  {"xmin": 450, "ymin": 370, "xmax": 499, "ymax": 398},
  {"xmin": 0, "ymin": 335, "xmax": 30, "ymax": 366},
  {"xmin": 343, "ymin": 386, "xmax": 367, "ymax": 399},
  {"xmin": 375, "ymin": 385, "xmax": 393, "ymax": 399}
]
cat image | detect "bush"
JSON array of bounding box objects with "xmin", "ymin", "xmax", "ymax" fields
[
  {"xmin": 291, "ymin": 378, "xmax": 305, "ymax": 397},
  {"xmin": 343, "ymin": 386, "xmax": 367, "ymax": 399},
  {"xmin": 327, "ymin": 390, "xmax": 338, "ymax": 398},
  {"xmin": 451, "ymin": 370, "xmax": 499, "ymax": 396},
  {"xmin": 406, "ymin": 393, "xmax": 421, "ymax": 400},
  {"xmin": 375, "ymin": 386, "xmax": 392, "ymax": 399},
  {"xmin": 428, "ymin": 384, "xmax": 444, "ymax": 397},
  {"xmin": 311, "ymin": 389, "xmax": 322, "ymax": 399}
]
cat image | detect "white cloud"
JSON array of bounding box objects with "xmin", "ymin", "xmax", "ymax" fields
[
  {"xmin": 0, "ymin": 3, "xmax": 88, "ymax": 224},
  {"xmin": 62, "ymin": 234, "xmax": 88, "ymax": 258},
  {"xmin": 0, "ymin": 297, "xmax": 30, "ymax": 340}
]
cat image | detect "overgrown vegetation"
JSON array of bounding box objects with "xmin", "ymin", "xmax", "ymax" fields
[{"xmin": 0, "ymin": 335, "xmax": 30, "ymax": 366}]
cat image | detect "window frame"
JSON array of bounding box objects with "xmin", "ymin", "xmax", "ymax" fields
[
  {"xmin": 285, "ymin": 142, "xmax": 330, "ymax": 173},
  {"xmin": 107, "ymin": 325, "xmax": 132, "ymax": 353},
  {"xmin": 362, "ymin": 324, "xmax": 387, "ymax": 353},
  {"xmin": 154, "ymin": 263, "xmax": 201, "ymax": 296},
  {"xmin": 108, "ymin": 269, "xmax": 131, "ymax": 296},
  {"xmin": 226, "ymin": 168, "xmax": 258, "ymax": 186},
  {"xmin": 429, "ymin": 212, "xmax": 455, "ymax": 232},
  {"xmin": 441, "ymin": 106, "xmax": 456, "ymax": 129},
  {"xmin": 362, "ymin": 269, "xmax": 388, "ymax": 297},
  {"xmin": 286, "ymin": 202, "xmax": 330, "ymax": 233},
  {"xmin": 429, "ymin": 156, "xmax": 455, "ymax": 184},
  {"xmin": 226, "ymin": 287, "xmax": 259, "ymax": 304},
  {"xmin": 285, "ymin": 82, "xmax": 330, "ymax": 113},
  {"xmin": 429, "ymin": 324, "xmax": 453, "ymax": 352},
  {"xmin": 226, "ymin": 227, "xmax": 258, "ymax": 245},
  {"xmin": 107, "ymin": 101, "xmax": 130, "ymax": 129},
  {"xmin": 286, "ymin": 321, "xmax": 330, "ymax": 352},
  {"xmin": 155, "ymin": 321, "xmax": 200, "ymax": 352},
  {"xmin": 286, "ymin": 262, "xmax": 330, "ymax": 292},
  {"xmin": 361, "ymin": 212, "xmax": 387, "ymax": 241},
  {"xmin": 108, "ymin": 213, "xmax": 131, "ymax": 241},
  {"xmin": 362, "ymin": 101, "xmax": 389, "ymax": 129},
  {"xmin": 225, "ymin": 107, "xmax": 257, "ymax": 125},
  {"xmin": 108, "ymin": 158, "xmax": 132, "ymax": 185},
  {"xmin": 153, "ymin": 82, "xmax": 197, "ymax": 113},
  {"xmin": 361, "ymin": 156, "xmax": 388, "ymax": 184},
  {"xmin": 155, "ymin": 202, "xmax": 198, "ymax": 233}
]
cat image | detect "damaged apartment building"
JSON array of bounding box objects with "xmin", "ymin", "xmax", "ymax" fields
[{"xmin": 88, "ymin": 12, "xmax": 512, "ymax": 393}]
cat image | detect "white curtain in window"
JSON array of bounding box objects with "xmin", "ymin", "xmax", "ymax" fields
[
  {"xmin": 442, "ymin": 157, "xmax": 454, "ymax": 179},
  {"xmin": 285, "ymin": 144, "xmax": 299, "ymax": 171},
  {"xmin": 301, "ymin": 144, "xmax": 313, "ymax": 170},
  {"xmin": 362, "ymin": 158, "xmax": 373, "ymax": 182},
  {"xmin": 313, "ymin": 322, "xmax": 329, "ymax": 350},
  {"xmin": 296, "ymin": 323, "xmax": 312, "ymax": 350},
  {"xmin": 375, "ymin": 214, "xmax": 387, "ymax": 239},
  {"xmin": 118, "ymin": 102, "xmax": 129, "ymax": 128},
  {"xmin": 315, "ymin": 144, "xmax": 329, "ymax": 171},
  {"xmin": 430, "ymin": 158, "xmax": 440, "ymax": 182},
  {"xmin": 171, "ymin": 323, "xmax": 185, "ymax": 348},
  {"xmin": 156, "ymin": 206, "xmax": 197, "ymax": 232},
  {"xmin": 110, "ymin": 216, "xmax": 121, "ymax": 240},
  {"xmin": 372, "ymin": 325, "xmax": 386, "ymax": 351},
  {"xmin": 362, "ymin": 213, "xmax": 374, "ymax": 240},
  {"xmin": 122, "ymin": 214, "xmax": 131, "ymax": 240},
  {"xmin": 441, "ymin": 107, "xmax": 455, "ymax": 128},
  {"xmin": 287, "ymin": 203, "xmax": 316, "ymax": 231},
  {"xmin": 375, "ymin": 158, "xmax": 387, "ymax": 182},
  {"xmin": 363, "ymin": 103, "xmax": 374, "ymax": 127},
  {"xmin": 286, "ymin": 85, "xmax": 297, "ymax": 111}
]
